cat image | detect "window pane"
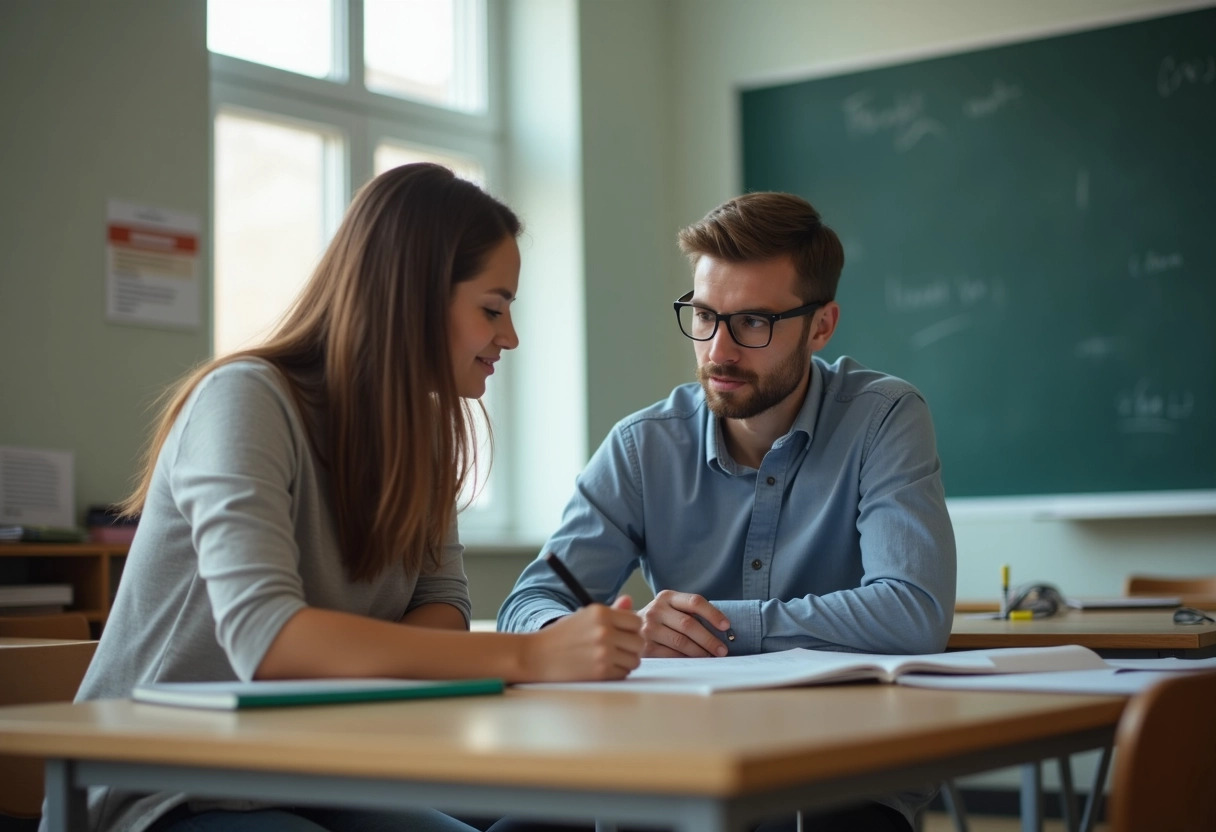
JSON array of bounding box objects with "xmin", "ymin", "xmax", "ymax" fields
[
  {"xmin": 208, "ymin": 0, "xmax": 335, "ymax": 79},
  {"xmin": 214, "ymin": 111, "xmax": 337, "ymax": 355},
  {"xmin": 460, "ymin": 400, "xmax": 497, "ymax": 512},
  {"xmin": 374, "ymin": 141, "xmax": 484, "ymax": 184},
  {"xmin": 364, "ymin": 0, "xmax": 486, "ymax": 112}
]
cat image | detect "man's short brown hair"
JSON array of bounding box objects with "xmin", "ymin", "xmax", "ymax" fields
[{"xmin": 677, "ymin": 192, "xmax": 844, "ymax": 302}]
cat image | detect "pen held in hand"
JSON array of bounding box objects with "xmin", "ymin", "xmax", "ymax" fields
[{"xmin": 544, "ymin": 552, "xmax": 596, "ymax": 607}]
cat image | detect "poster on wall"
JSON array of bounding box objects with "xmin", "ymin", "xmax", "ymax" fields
[
  {"xmin": 0, "ymin": 446, "xmax": 74, "ymax": 529},
  {"xmin": 106, "ymin": 199, "xmax": 201, "ymax": 330}
]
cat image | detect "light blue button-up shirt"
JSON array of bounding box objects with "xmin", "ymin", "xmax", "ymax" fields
[{"xmin": 499, "ymin": 355, "xmax": 956, "ymax": 656}]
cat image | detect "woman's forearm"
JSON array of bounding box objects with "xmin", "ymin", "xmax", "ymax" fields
[{"xmin": 255, "ymin": 602, "xmax": 642, "ymax": 684}]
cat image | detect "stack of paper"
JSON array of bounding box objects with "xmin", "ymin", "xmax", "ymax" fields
[
  {"xmin": 899, "ymin": 656, "xmax": 1216, "ymax": 696},
  {"xmin": 1064, "ymin": 596, "xmax": 1181, "ymax": 610}
]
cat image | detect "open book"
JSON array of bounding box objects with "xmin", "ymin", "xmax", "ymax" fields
[
  {"xmin": 519, "ymin": 645, "xmax": 1110, "ymax": 695},
  {"xmin": 133, "ymin": 677, "xmax": 504, "ymax": 710}
]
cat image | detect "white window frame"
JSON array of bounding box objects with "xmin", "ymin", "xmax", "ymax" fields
[{"xmin": 209, "ymin": 0, "xmax": 512, "ymax": 539}]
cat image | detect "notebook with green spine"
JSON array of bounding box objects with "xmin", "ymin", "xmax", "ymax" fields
[{"xmin": 133, "ymin": 677, "xmax": 504, "ymax": 710}]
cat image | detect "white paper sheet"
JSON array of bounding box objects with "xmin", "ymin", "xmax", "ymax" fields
[{"xmin": 0, "ymin": 446, "xmax": 74, "ymax": 527}]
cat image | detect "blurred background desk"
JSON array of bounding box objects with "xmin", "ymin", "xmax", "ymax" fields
[
  {"xmin": 0, "ymin": 636, "xmax": 97, "ymax": 825},
  {"xmin": 0, "ymin": 544, "xmax": 129, "ymax": 637},
  {"xmin": 949, "ymin": 610, "xmax": 1216, "ymax": 659}
]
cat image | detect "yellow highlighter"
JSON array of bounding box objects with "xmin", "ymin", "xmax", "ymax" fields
[
  {"xmin": 1009, "ymin": 610, "xmax": 1034, "ymax": 621},
  {"xmin": 1000, "ymin": 564, "xmax": 1010, "ymax": 620}
]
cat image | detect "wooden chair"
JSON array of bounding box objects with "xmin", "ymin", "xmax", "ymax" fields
[
  {"xmin": 1107, "ymin": 671, "xmax": 1216, "ymax": 832},
  {"xmin": 0, "ymin": 617, "xmax": 97, "ymax": 826},
  {"xmin": 1125, "ymin": 574, "xmax": 1216, "ymax": 609},
  {"xmin": 0, "ymin": 613, "xmax": 91, "ymax": 640}
]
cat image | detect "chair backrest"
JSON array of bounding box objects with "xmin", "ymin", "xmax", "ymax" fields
[
  {"xmin": 0, "ymin": 635, "xmax": 97, "ymax": 818},
  {"xmin": 1124, "ymin": 574, "xmax": 1216, "ymax": 609},
  {"xmin": 1108, "ymin": 671, "xmax": 1216, "ymax": 832},
  {"xmin": 0, "ymin": 613, "xmax": 92, "ymax": 640}
]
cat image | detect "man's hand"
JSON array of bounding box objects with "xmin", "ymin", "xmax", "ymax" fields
[{"xmin": 638, "ymin": 590, "xmax": 732, "ymax": 657}]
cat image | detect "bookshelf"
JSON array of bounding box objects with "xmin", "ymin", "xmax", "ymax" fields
[{"xmin": 0, "ymin": 544, "xmax": 129, "ymax": 635}]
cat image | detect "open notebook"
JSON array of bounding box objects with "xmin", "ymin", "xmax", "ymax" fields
[{"xmin": 519, "ymin": 645, "xmax": 1110, "ymax": 695}]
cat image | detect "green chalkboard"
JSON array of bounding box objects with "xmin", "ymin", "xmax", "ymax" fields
[{"xmin": 742, "ymin": 7, "xmax": 1216, "ymax": 501}]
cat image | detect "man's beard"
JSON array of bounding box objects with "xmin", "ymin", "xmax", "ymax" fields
[{"xmin": 697, "ymin": 345, "xmax": 809, "ymax": 419}]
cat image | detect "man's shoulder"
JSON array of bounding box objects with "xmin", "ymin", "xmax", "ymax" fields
[
  {"xmin": 614, "ymin": 383, "xmax": 707, "ymax": 433},
  {"xmin": 817, "ymin": 355, "xmax": 923, "ymax": 405}
]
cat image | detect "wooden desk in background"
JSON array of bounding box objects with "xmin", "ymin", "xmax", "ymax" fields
[
  {"xmin": 0, "ymin": 686, "xmax": 1124, "ymax": 832},
  {"xmin": 949, "ymin": 610, "xmax": 1216, "ymax": 659},
  {"xmin": 0, "ymin": 637, "xmax": 98, "ymax": 819},
  {"xmin": 0, "ymin": 543, "xmax": 130, "ymax": 635}
]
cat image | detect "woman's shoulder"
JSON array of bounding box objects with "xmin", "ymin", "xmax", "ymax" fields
[
  {"xmin": 176, "ymin": 358, "xmax": 304, "ymax": 435},
  {"xmin": 202, "ymin": 356, "xmax": 285, "ymax": 386},
  {"xmin": 193, "ymin": 358, "xmax": 294, "ymax": 404}
]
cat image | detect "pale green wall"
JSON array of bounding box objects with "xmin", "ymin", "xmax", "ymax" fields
[
  {"xmin": 579, "ymin": 0, "xmax": 687, "ymax": 445},
  {"xmin": 0, "ymin": 0, "xmax": 211, "ymax": 517}
]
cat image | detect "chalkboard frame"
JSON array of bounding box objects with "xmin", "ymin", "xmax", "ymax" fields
[{"xmin": 736, "ymin": 4, "xmax": 1216, "ymax": 519}]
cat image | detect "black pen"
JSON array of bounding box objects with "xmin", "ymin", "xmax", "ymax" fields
[
  {"xmin": 545, "ymin": 552, "xmax": 596, "ymax": 607},
  {"xmin": 545, "ymin": 552, "xmax": 734, "ymax": 646}
]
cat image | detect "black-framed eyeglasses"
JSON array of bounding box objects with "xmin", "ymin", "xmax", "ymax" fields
[{"xmin": 673, "ymin": 290, "xmax": 827, "ymax": 349}]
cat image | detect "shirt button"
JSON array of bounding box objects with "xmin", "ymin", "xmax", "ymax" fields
[
  {"xmin": 766, "ymin": 476, "xmax": 776, "ymax": 485},
  {"xmin": 751, "ymin": 559, "xmax": 763, "ymax": 570}
]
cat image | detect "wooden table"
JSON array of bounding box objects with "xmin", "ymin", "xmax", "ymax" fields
[
  {"xmin": 949, "ymin": 609, "xmax": 1216, "ymax": 658},
  {"xmin": 0, "ymin": 686, "xmax": 1124, "ymax": 832}
]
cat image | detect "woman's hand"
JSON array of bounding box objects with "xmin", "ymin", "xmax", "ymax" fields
[{"xmin": 521, "ymin": 597, "xmax": 642, "ymax": 681}]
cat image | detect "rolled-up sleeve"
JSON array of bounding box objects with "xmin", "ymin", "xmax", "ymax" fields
[{"xmin": 408, "ymin": 518, "xmax": 472, "ymax": 624}]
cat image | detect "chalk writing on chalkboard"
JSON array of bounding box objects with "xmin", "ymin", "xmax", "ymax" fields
[
  {"xmin": 1156, "ymin": 54, "xmax": 1215, "ymax": 97},
  {"xmin": 1116, "ymin": 380, "xmax": 1195, "ymax": 435}
]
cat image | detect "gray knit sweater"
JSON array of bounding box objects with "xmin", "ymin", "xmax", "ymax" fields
[{"xmin": 71, "ymin": 360, "xmax": 471, "ymax": 832}]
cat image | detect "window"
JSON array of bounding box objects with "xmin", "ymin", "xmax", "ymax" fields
[{"xmin": 209, "ymin": 0, "xmax": 507, "ymax": 536}]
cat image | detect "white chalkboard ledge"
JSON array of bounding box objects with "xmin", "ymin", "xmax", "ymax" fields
[{"xmin": 947, "ymin": 491, "xmax": 1216, "ymax": 520}]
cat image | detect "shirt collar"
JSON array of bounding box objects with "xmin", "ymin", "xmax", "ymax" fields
[{"xmin": 705, "ymin": 357, "xmax": 825, "ymax": 474}]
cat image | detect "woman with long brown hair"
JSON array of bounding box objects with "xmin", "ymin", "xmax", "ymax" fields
[{"xmin": 73, "ymin": 164, "xmax": 642, "ymax": 832}]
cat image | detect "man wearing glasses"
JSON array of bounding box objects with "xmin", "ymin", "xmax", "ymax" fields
[{"xmin": 498, "ymin": 192, "xmax": 955, "ymax": 832}]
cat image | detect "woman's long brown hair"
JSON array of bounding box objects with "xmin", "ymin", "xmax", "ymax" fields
[{"xmin": 120, "ymin": 164, "xmax": 522, "ymax": 581}]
